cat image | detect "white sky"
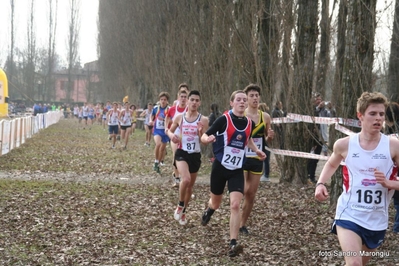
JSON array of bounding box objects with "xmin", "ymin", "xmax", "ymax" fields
[{"xmin": 0, "ymin": 0, "xmax": 99, "ymax": 67}]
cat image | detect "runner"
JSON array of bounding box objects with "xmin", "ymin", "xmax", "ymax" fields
[
  {"xmin": 166, "ymin": 90, "xmax": 208, "ymax": 225},
  {"xmin": 200, "ymin": 90, "xmax": 266, "ymax": 257},
  {"xmin": 107, "ymin": 102, "xmax": 120, "ymax": 149},
  {"xmin": 140, "ymin": 102, "xmax": 154, "ymax": 147},
  {"xmin": 240, "ymin": 84, "xmax": 274, "ymax": 235},
  {"xmin": 119, "ymin": 101, "xmax": 133, "ymax": 149},
  {"xmin": 149, "ymin": 92, "xmax": 170, "ymax": 174},
  {"xmin": 315, "ymin": 92, "xmax": 399, "ymax": 266},
  {"xmin": 165, "ymin": 87, "xmax": 189, "ymax": 187}
]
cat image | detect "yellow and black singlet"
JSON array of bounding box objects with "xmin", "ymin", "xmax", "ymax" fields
[{"xmin": 245, "ymin": 110, "xmax": 266, "ymax": 158}]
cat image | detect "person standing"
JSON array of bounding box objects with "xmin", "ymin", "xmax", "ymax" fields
[
  {"xmin": 166, "ymin": 90, "xmax": 208, "ymax": 225},
  {"xmin": 240, "ymin": 84, "xmax": 274, "ymax": 235},
  {"xmin": 200, "ymin": 90, "xmax": 266, "ymax": 257},
  {"xmin": 307, "ymin": 93, "xmax": 323, "ymax": 184},
  {"xmin": 149, "ymin": 92, "xmax": 170, "ymax": 174},
  {"xmin": 315, "ymin": 92, "xmax": 399, "ymax": 266}
]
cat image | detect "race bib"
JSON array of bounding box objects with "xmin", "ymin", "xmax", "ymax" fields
[
  {"xmin": 156, "ymin": 118, "xmax": 165, "ymax": 129},
  {"xmin": 245, "ymin": 137, "xmax": 262, "ymax": 157},
  {"xmin": 222, "ymin": 146, "xmax": 245, "ymax": 170},
  {"xmin": 350, "ymin": 185, "xmax": 385, "ymax": 212}
]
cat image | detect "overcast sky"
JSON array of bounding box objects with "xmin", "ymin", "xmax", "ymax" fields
[{"xmin": 0, "ymin": 0, "xmax": 99, "ymax": 67}]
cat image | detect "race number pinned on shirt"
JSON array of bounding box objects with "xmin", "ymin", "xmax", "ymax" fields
[
  {"xmin": 156, "ymin": 118, "xmax": 165, "ymax": 129},
  {"xmin": 245, "ymin": 137, "xmax": 262, "ymax": 157},
  {"xmin": 222, "ymin": 146, "xmax": 245, "ymax": 170}
]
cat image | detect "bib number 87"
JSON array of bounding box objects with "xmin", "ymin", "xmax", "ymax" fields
[
  {"xmin": 186, "ymin": 143, "xmax": 196, "ymax": 150},
  {"xmin": 356, "ymin": 189, "xmax": 382, "ymax": 204}
]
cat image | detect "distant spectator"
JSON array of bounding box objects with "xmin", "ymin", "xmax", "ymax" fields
[
  {"xmin": 43, "ymin": 104, "xmax": 49, "ymax": 113},
  {"xmin": 307, "ymin": 93, "xmax": 323, "ymax": 184},
  {"xmin": 33, "ymin": 103, "xmax": 41, "ymax": 116},
  {"xmin": 318, "ymin": 101, "xmax": 330, "ymax": 156},
  {"xmin": 326, "ymin": 101, "xmax": 337, "ymax": 117}
]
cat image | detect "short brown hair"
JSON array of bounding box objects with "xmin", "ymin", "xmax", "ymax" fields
[
  {"xmin": 356, "ymin": 92, "xmax": 388, "ymax": 114},
  {"xmin": 178, "ymin": 83, "xmax": 189, "ymax": 91},
  {"xmin": 159, "ymin": 91, "xmax": 170, "ymax": 101},
  {"xmin": 230, "ymin": 90, "xmax": 246, "ymax": 102},
  {"xmin": 243, "ymin": 84, "xmax": 261, "ymax": 95}
]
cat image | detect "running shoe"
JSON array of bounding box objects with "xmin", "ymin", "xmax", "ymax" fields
[
  {"xmin": 153, "ymin": 162, "xmax": 159, "ymax": 171},
  {"xmin": 228, "ymin": 244, "xmax": 243, "ymax": 257},
  {"xmin": 160, "ymin": 161, "xmax": 165, "ymax": 166},
  {"xmin": 179, "ymin": 213, "xmax": 187, "ymax": 225},
  {"xmin": 172, "ymin": 177, "xmax": 180, "ymax": 188},
  {"xmin": 239, "ymin": 226, "xmax": 249, "ymax": 235},
  {"xmin": 174, "ymin": 205, "xmax": 184, "ymax": 221},
  {"xmin": 201, "ymin": 208, "xmax": 213, "ymax": 226},
  {"xmin": 260, "ymin": 175, "xmax": 270, "ymax": 182}
]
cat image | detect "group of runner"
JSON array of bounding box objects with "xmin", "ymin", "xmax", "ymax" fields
[
  {"xmin": 97, "ymin": 84, "xmax": 399, "ymax": 263},
  {"xmin": 144, "ymin": 83, "xmax": 274, "ymax": 257}
]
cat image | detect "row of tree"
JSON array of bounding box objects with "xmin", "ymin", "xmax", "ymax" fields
[
  {"xmin": 98, "ymin": 0, "xmax": 399, "ymax": 202},
  {"xmin": 4, "ymin": 0, "xmax": 81, "ymax": 103}
]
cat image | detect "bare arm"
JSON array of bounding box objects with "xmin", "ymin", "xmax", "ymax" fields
[
  {"xmin": 165, "ymin": 114, "xmax": 181, "ymax": 144},
  {"xmin": 247, "ymin": 138, "xmax": 266, "ymax": 161},
  {"xmin": 263, "ymin": 112, "xmax": 274, "ymax": 144},
  {"xmin": 375, "ymin": 137, "xmax": 399, "ymax": 189},
  {"xmin": 315, "ymin": 137, "xmax": 347, "ymax": 201},
  {"xmin": 198, "ymin": 116, "xmax": 209, "ymax": 143}
]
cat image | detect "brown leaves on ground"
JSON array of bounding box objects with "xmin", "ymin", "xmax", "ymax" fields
[{"xmin": 0, "ymin": 119, "xmax": 398, "ymax": 265}]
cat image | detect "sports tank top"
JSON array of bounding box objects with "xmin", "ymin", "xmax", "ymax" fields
[
  {"xmin": 213, "ymin": 111, "xmax": 252, "ymax": 170},
  {"xmin": 120, "ymin": 109, "xmax": 132, "ymax": 126},
  {"xmin": 108, "ymin": 110, "xmax": 120, "ymax": 126},
  {"xmin": 178, "ymin": 113, "xmax": 202, "ymax": 153},
  {"xmin": 245, "ymin": 110, "xmax": 266, "ymax": 158},
  {"xmin": 335, "ymin": 133, "xmax": 397, "ymax": 230}
]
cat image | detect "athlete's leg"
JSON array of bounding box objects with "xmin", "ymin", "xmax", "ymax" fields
[
  {"xmin": 336, "ymin": 226, "xmax": 374, "ymax": 265},
  {"xmin": 240, "ymin": 171, "xmax": 261, "ymax": 228}
]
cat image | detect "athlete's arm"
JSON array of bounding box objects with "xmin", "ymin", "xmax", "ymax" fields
[
  {"xmin": 315, "ymin": 137, "xmax": 348, "ymax": 201},
  {"xmin": 263, "ymin": 112, "xmax": 274, "ymax": 144},
  {"xmin": 166, "ymin": 114, "xmax": 181, "ymax": 144},
  {"xmin": 198, "ymin": 116, "xmax": 209, "ymax": 142},
  {"xmin": 375, "ymin": 137, "xmax": 399, "ymax": 189}
]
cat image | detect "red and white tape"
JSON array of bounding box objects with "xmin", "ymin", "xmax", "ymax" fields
[
  {"xmin": 272, "ymin": 113, "xmax": 362, "ymax": 128},
  {"xmin": 265, "ymin": 146, "xmax": 329, "ymax": 160}
]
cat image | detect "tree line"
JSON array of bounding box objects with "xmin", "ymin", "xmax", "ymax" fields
[{"xmin": 4, "ymin": 0, "xmax": 399, "ymax": 201}]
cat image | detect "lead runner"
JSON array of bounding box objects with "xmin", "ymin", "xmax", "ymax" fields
[{"xmin": 200, "ymin": 90, "xmax": 266, "ymax": 257}]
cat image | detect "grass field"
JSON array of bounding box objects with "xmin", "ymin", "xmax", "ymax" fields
[{"xmin": 0, "ymin": 118, "xmax": 398, "ymax": 265}]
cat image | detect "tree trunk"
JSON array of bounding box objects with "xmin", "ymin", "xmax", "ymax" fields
[
  {"xmin": 329, "ymin": 0, "xmax": 348, "ymax": 207},
  {"xmin": 282, "ymin": 0, "xmax": 318, "ymax": 185},
  {"xmin": 315, "ymin": 0, "xmax": 331, "ymax": 98},
  {"xmin": 341, "ymin": 0, "xmax": 377, "ymax": 119},
  {"xmin": 280, "ymin": 0, "xmax": 294, "ymax": 106},
  {"xmin": 388, "ymin": 0, "xmax": 399, "ymax": 102}
]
